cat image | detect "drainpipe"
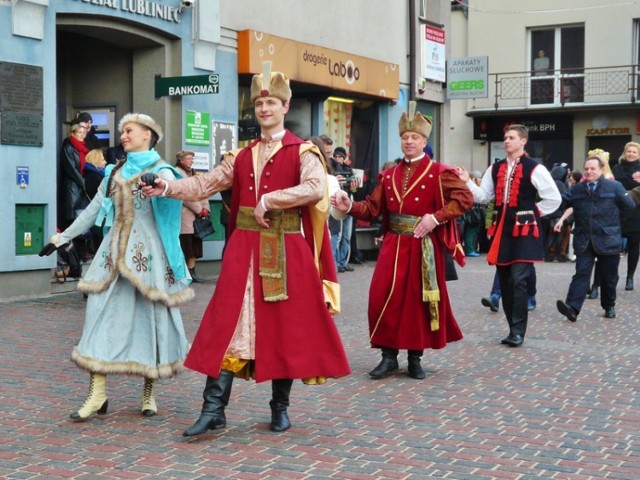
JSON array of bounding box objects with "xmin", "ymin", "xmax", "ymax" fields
[{"xmin": 409, "ymin": 0, "xmax": 417, "ymax": 101}]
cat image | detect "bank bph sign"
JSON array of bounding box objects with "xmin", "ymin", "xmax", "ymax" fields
[{"xmin": 446, "ymin": 56, "xmax": 488, "ymax": 100}]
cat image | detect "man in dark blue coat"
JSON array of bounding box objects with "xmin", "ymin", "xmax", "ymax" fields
[{"xmin": 556, "ymin": 155, "xmax": 636, "ymax": 321}]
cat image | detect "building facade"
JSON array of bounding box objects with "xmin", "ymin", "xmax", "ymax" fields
[
  {"xmin": 1, "ymin": 0, "xmax": 454, "ymax": 299},
  {"xmin": 449, "ymin": 0, "xmax": 640, "ymax": 174}
]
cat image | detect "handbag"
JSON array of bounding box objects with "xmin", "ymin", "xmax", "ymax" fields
[{"xmin": 193, "ymin": 216, "xmax": 215, "ymax": 239}]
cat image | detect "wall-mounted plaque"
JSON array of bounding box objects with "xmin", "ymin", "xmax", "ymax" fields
[
  {"xmin": 0, "ymin": 62, "xmax": 43, "ymax": 113},
  {"xmin": 1, "ymin": 112, "xmax": 43, "ymax": 146}
]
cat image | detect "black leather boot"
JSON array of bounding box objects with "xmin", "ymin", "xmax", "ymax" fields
[
  {"xmin": 189, "ymin": 268, "xmax": 206, "ymax": 283},
  {"xmin": 369, "ymin": 348, "xmax": 399, "ymax": 379},
  {"xmin": 625, "ymin": 277, "xmax": 634, "ymax": 291},
  {"xmin": 183, "ymin": 370, "xmax": 234, "ymax": 437},
  {"xmin": 407, "ymin": 350, "xmax": 426, "ymax": 379},
  {"xmin": 587, "ymin": 284, "xmax": 599, "ymax": 299},
  {"xmin": 270, "ymin": 379, "xmax": 293, "ymax": 432}
]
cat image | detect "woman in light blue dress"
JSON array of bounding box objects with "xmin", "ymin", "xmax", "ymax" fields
[{"xmin": 41, "ymin": 113, "xmax": 191, "ymax": 421}]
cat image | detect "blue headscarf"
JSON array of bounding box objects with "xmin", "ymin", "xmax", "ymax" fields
[{"xmin": 96, "ymin": 149, "xmax": 187, "ymax": 281}]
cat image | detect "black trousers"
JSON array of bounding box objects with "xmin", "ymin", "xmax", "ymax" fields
[
  {"xmin": 496, "ymin": 262, "xmax": 531, "ymax": 337},
  {"xmin": 567, "ymin": 243, "xmax": 620, "ymax": 312}
]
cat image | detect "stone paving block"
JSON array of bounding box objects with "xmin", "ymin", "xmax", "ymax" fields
[{"xmin": 2, "ymin": 259, "xmax": 640, "ymax": 478}]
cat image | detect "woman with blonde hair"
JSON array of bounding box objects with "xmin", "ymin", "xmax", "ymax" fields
[
  {"xmin": 59, "ymin": 122, "xmax": 89, "ymax": 228},
  {"xmin": 82, "ymin": 148, "xmax": 107, "ymax": 256},
  {"xmin": 40, "ymin": 113, "xmax": 190, "ymax": 422},
  {"xmin": 612, "ymin": 141, "xmax": 640, "ymax": 290}
]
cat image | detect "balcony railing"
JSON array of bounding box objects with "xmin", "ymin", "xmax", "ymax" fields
[{"xmin": 469, "ymin": 64, "xmax": 639, "ymax": 111}]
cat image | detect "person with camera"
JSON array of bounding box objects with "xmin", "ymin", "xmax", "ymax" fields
[{"xmin": 331, "ymin": 146, "xmax": 360, "ymax": 272}]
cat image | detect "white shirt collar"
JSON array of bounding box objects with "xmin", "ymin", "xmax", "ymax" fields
[
  {"xmin": 261, "ymin": 130, "xmax": 286, "ymax": 142},
  {"xmin": 404, "ymin": 153, "xmax": 426, "ymax": 163}
]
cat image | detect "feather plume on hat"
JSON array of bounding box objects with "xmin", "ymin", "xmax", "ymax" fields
[
  {"xmin": 250, "ymin": 61, "xmax": 292, "ymax": 103},
  {"xmin": 398, "ymin": 101, "xmax": 432, "ymax": 139}
]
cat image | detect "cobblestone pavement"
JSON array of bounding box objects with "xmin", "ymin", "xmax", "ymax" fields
[{"xmin": 1, "ymin": 256, "xmax": 639, "ymax": 479}]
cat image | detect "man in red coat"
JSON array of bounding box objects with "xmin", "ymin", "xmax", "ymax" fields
[
  {"xmin": 331, "ymin": 102, "xmax": 473, "ymax": 380},
  {"xmin": 142, "ymin": 63, "xmax": 349, "ymax": 435}
]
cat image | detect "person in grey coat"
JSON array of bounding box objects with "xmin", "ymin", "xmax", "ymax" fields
[{"xmin": 556, "ymin": 155, "xmax": 636, "ymax": 321}]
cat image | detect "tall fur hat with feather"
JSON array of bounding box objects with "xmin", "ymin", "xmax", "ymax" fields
[
  {"xmin": 250, "ymin": 61, "xmax": 292, "ymax": 103},
  {"xmin": 398, "ymin": 101, "xmax": 432, "ymax": 139}
]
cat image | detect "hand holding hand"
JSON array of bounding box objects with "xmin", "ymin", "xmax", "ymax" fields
[
  {"xmin": 330, "ymin": 190, "xmax": 351, "ymax": 212},
  {"xmin": 456, "ymin": 166, "xmax": 470, "ymax": 183},
  {"xmin": 140, "ymin": 173, "xmax": 166, "ymax": 197},
  {"xmin": 39, "ymin": 243, "xmax": 57, "ymax": 257}
]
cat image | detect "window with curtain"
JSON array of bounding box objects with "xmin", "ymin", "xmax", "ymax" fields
[
  {"xmin": 530, "ymin": 25, "xmax": 584, "ymax": 105},
  {"xmin": 323, "ymin": 99, "xmax": 353, "ymax": 157}
]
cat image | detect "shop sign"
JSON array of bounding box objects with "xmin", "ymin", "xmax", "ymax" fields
[
  {"xmin": 238, "ymin": 30, "xmax": 399, "ymax": 99},
  {"xmin": 423, "ymin": 25, "xmax": 446, "ymax": 83},
  {"xmin": 70, "ymin": 0, "xmax": 182, "ymax": 24},
  {"xmin": 586, "ymin": 127, "xmax": 631, "ymax": 136},
  {"xmin": 185, "ymin": 110, "xmax": 210, "ymax": 146},
  {"xmin": 447, "ymin": 56, "xmax": 488, "ymax": 99},
  {"xmin": 155, "ymin": 74, "xmax": 219, "ymax": 98},
  {"xmin": 474, "ymin": 115, "xmax": 573, "ymax": 141}
]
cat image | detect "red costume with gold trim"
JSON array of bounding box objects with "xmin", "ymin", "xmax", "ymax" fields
[
  {"xmin": 350, "ymin": 158, "xmax": 473, "ymax": 350},
  {"xmin": 174, "ymin": 131, "xmax": 349, "ymax": 382}
]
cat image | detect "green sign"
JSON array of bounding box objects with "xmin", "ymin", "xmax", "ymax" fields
[
  {"xmin": 155, "ymin": 74, "xmax": 219, "ymax": 98},
  {"xmin": 186, "ymin": 110, "xmax": 210, "ymax": 146}
]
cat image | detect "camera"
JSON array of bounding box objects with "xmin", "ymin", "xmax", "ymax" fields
[
  {"xmin": 178, "ymin": 0, "xmax": 195, "ymax": 12},
  {"xmin": 340, "ymin": 174, "xmax": 354, "ymax": 182}
]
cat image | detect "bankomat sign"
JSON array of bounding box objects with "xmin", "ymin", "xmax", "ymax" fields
[
  {"xmin": 155, "ymin": 74, "xmax": 220, "ymax": 98},
  {"xmin": 446, "ymin": 56, "xmax": 488, "ymax": 99}
]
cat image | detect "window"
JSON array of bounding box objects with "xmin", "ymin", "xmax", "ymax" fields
[{"xmin": 530, "ymin": 25, "xmax": 585, "ymax": 105}]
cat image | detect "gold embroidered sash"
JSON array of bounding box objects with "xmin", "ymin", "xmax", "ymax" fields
[
  {"xmin": 236, "ymin": 206, "xmax": 301, "ymax": 302},
  {"xmin": 389, "ymin": 213, "xmax": 440, "ymax": 331}
]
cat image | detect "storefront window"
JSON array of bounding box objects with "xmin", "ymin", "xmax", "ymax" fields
[{"xmin": 324, "ymin": 98, "xmax": 353, "ymax": 157}]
